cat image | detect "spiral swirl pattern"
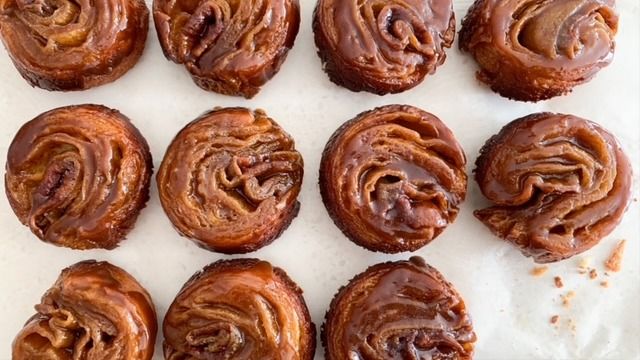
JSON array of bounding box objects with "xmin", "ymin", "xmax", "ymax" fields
[
  {"xmin": 323, "ymin": 257, "xmax": 476, "ymax": 359},
  {"xmin": 459, "ymin": 0, "xmax": 618, "ymax": 102},
  {"xmin": 157, "ymin": 107, "xmax": 303, "ymax": 254},
  {"xmin": 313, "ymin": 0, "xmax": 455, "ymax": 94},
  {"xmin": 5, "ymin": 105, "xmax": 152, "ymax": 249},
  {"xmin": 474, "ymin": 113, "xmax": 632, "ymax": 263},
  {"xmin": 0, "ymin": 0, "xmax": 149, "ymax": 90},
  {"xmin": 12, "ymin": 261, "xmax": 157, "ymax": 360},
  {"xmin": 163, "ymin": 259, "xmax": 316, "ymax": 359},
  {"xmin": 320, "ymin": 105, "xmax": 467, "ymax": 253},
  {"xmin": 153, "ymin": 0, "xmax": 300, "ymax": 98}
]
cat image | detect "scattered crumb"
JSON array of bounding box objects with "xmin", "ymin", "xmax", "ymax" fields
[
  {"xmin": 578, "ymin": 257, "xmax": 591, "ymax": 269},
  {"xmin": 600, "ymin": 281, "xmax": 609, "ymax": 288},
  {"xmin": 561, "ymin": 291, "xmax": 576, "ymax": 307},
  {"xmin": 567, "ymin": 318, "xmax": 577, "ymax": 334},
  {"xmin": 531, "ymin": 266, "xmax": 548, "ymax": 277},
  {"xmin": 604, "ymin": 240, "xmax": 626, "ymax": 272},
  {"xmin": 550, "ymin": 315, "xmax": 559, "ymax": 324},
  {"xmin": 554, "ymin": 276, "xmax": 564, "ymax": 288},
  {"xmin": 589, "ymin": 268, "xmax": 598, "ymax": 279}
]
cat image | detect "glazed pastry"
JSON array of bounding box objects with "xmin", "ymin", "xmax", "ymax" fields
[
  {"xmin": 0, "ymin": 0, "xmax": 149, "ymax": 90},
  {"xmin": 163, "ymin": 258, "xmax": 316, "ymax": 359},
  {"xmin": 5, "ymin": 104, "xmax": 153, "ymax": 250},
  {"xmin": 12, "ymin": 260, "xmax": 157, "ymax": 359},
  {"xmin": 153, "ymin": 0, "xmax": 300, "ymax": 98},
  {"xmin": 313, "ymin": 0, "xmax": 455, "ymax": 95},
  {"xmin": 157, "ymin": 107, "xmax": 303, "ymax": 254},
  {"xmin": 323, "ymin": 256, "xmax": 476, "ymax": 359},
  {"xmin": 475, "ymin": 113, "xmax": 632, "ymax": 263},
  {"xmin": 320, "ymin": 105, "xmax": 467, "ymax": 253},
  {"xmin": 459, "ymin": 0, "xmax": 618, "ymax": 102}
]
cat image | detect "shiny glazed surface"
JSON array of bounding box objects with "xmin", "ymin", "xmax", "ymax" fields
[
  {"xmin": 156, "ymin": 107, "xmax": 303, "ymax": 254},
  {"xmin": 323, "ymin": 256, "xmax": 476, "ymax": 360},
  {"xmin": 320, "ymin": 105, "xmax": 467, "ymax": 253},
  {"xmin": 313, "ymin": 0, "xmax": 455, "ymax": 95},
  {"xmin": 12, "ymin": 260, "xmax": 157, "ymax": 360},
  {"xmin": 5, "ymin": 104, "xmax": 153, "ymax": 250},
  {"xmin": 474, "ymin": 113, "xmax": 632, "ymax": 263},
  {"xmin": 163, "ymin": 258, "xmax": 316, "ymax": 359},
  {"xmin": 459, "ymin": 0, "xmax": 618, "ymax": 102},
  {"xmin": 0, "ymin": 0, "xmax": 149, "ymax": 90},
  {"xmin": 153, "ymin": 0, "xmax": 300, "ymax": 98}
]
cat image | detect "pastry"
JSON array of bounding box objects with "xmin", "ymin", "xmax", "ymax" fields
[
  {"xmin": 153, "ymin": 0, "xmax": 300, "ymax": 98},
  {"xmin": 163, "ymin": 258, "xmax": 316, "ymax": 359},
  {"xmin": 323, "ymin": 256, "xmax": 476, "ymax": 359},
  {"xmin": 5, "ymin": 104, "xmax": 153, "ymax": 250},
  {"xmin": 12, "ymin": 260, "xmax": 157, "ymax": 359},
  {"xmin": 157, "ymin": 107, "xmax": 303, "ymax": 254},
  {"xmin": 0, "ymin": 0, "xmax": 149, "ymax": 90},
  {"xmin": 475, "ymin": 113, "xmax": 632, "ymax": 263},
  {"xmin": 459, "ymin": 0, "xmax": 618, "ymax": 102},
  {"xmin": 319, "ymin": 105, "xmax": 467, "ymax": 253},
  {"xmin": 313, "ymin": 0, "xmax": 455, "ymax": 94}
]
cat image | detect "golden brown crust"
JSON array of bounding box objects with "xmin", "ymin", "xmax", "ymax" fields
[
  {"xmin": 323, "ymin": 257, "xmax": 476, "ymax": 359},
  {"xmin": 163, "ymin": 258, "xmax": 316, "ymax": 359},
  {"xmin": 12, "ymin": 260, "xmax": 157, "ymax": 360},
  {"xmin": 474, "ymin": 113, "xmax": 632, "ymax": 263},
  {"xmin": 156, "ymin": 107, "xmax": 303, "ymax": 254},
  {"xmin": 313, "ymin": 0, "xmax": 455, "ymax": 95},
  {"xmin": 459, "ymin": 0, "xmax": 618, "ymax": 102},
  {"xmin": 153, "ymin": 0, "xmax": 300, "ymax": 98},
  {"xmin": 0, "ymin": 0, "xmax": 149, "ymax": 91},
  {"xmin": 5, "ymin": 104, "xmax": 153, "ymax": 250},
  {"xmin": 319, "ymin": 105, "xmax": 467, "ymax": 253}
]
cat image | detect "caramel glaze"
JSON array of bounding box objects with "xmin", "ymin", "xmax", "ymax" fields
[
  {"xmin": 153, "ymin": 0, "xmax": 300, "ymax": 98},
  {"xmin": 323, "ymin": 257, "xmax": 476, "ymax": 359},
  {"xmin": 12, "ymin": 260, "xmax": 158, "ymax": 360},
  {"xmin": 5, "ymin": 104, "xmax": 153, "ymax": 250},
  {"xmin": 157, "ymin": 107, "xmax": 303, "ymax": 254},
  {"xmin": 313, "ymin": 0, "xmax": 455, "ymax": 95},
  {"xmin": 0, "ymin": 0, "xmax": 148, "ymax": 90},
  {"xmin": 320, "ymin": 105, "xmax": 467, "ymax": 253},
  {"xmin": 459, "ymin": 0, "xmax": 618, "ymax": 102},
  {"xmin": 475, "ymin": 113, "xmax": 632, "ymax": 263},
  {"xmin": 163, "ymin": 258, "xmax": 316, "ymax": 359}
]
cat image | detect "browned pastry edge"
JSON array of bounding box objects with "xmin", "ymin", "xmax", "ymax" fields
[{"xmin": 163, "ymin": 258, "xmax": 316, "ymax": 359}]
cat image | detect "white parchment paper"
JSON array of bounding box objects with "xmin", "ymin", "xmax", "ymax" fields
[{"xmin": 0, "ymin": 0, "xmax": 638, "ymax": 359}]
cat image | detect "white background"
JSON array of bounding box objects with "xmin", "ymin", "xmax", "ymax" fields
[{"xmin": 0, "ymin": 0, "xmax": 638, "ymax": 359}]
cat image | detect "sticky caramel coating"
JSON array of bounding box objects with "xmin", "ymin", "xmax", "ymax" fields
[
  {"xmin": 153, "ymin": 0, "xmax": 300, "ymax": 98},
  {"xmin": 475, "ymin": 113, "xmax": 632, "ymax": 263},
  {"xmin": 5, "ymin": 104, "xmax": 153, "ymax": 250},
  {"xmin": 313, "ymin": 0, "xmax": 455, "ymax": 95},
  {"xmin": 323, "ymin": 257, "xmax": 476, "ymax": 359},
  {"xmin": 459, "ymin": 0, "xmax": 618, "ymax": 102},
  {"xmin": 157, "ymin": 107, "xmax": 303, "ymax": 254},
  {"xmin": 320, "ymin": 105, "xmax": 467, "ymax": 253},
  {"xmin": 12, "ymin": 261, "xmax": 157, "ymax": 360},
  {"xmin": 163, "ymin": 258, "xmax": 316, "ymax": 359},
  {"xmin": 0, "ymin": 0, "xmax": 148, "ymax": 90}
]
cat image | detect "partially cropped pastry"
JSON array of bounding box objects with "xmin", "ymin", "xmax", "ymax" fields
[
  {"xmin": 157, "ymin": 107, "xmax": 303, "ymax": 254},
  {"xmin": 459, "ymin": 0, "xmax": 618, "ymax": 102},
  {"xmin": 320, "ymin": 105, "xmax": 467, "ymax": 253},
  {"xmin": 313, "ymin": 0, "xmax": 455, "ymax": 95},
  {"xmin": 12, "ymin": 260, "xmax": 157, "ymax": 360},
  {"xmin": 163, "ymin": 258, "xmax": 315, "ymax": 359},
  {"xmin": 323, "ymin": 256, "xmax": 476, "ymax": 359},
  {"xmin": 5, "ymin": 104, "xmax": 152, "ymax": 250},
  {"xmin": 153, "ymin": 0, "xmax": 300, "ymax": 98},
  {"xmin": 475, "ymin": 113, "xmax": 632, "ymax": 263},
  {"xmin": 0, "ymin": 0, "xmax": 149, "ymax": 90}
]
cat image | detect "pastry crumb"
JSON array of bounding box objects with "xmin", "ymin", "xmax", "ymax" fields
[
  {"xmin": 578, "ymin": 257, "xmax": 590, "ymax": 269},
  {"xmin": 604, "ymin": 240, "xmax": 626, "ymax": 272},
  {"xmin": 589, "ymin": 268, "xmax": 598, "ymax": 279},
  {"xmin": 531, "ymin": 266, "xmax": 548, "ymax": 276},
  {"xmin": 554, "ymin": 276, "xmax": 564, "ymax": 288},
  {"xmin": 561, "ymin": 291, "xmax": 576, "ymax": 307},
  {"xmin": 550, "ymin": 315, "xmax": 559, "ymax": 324},
  {"xmin": 600, "ymin": 281, "xmax": 609, "ymax": 288}
]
